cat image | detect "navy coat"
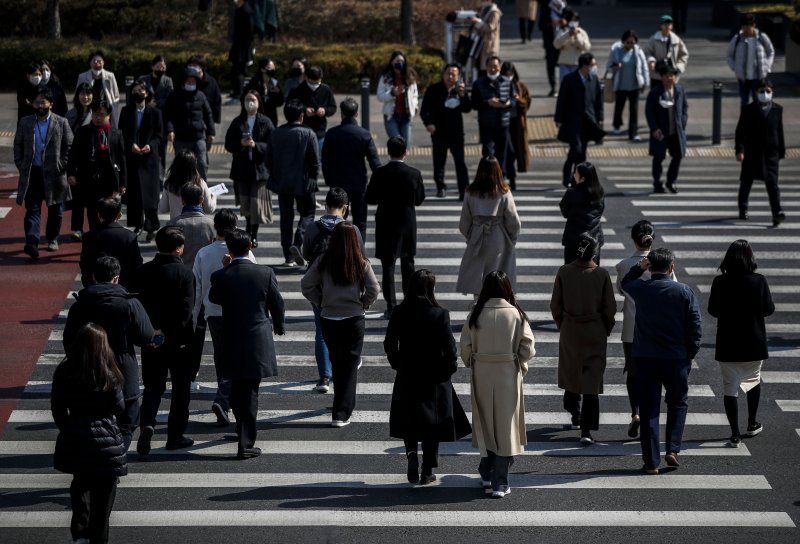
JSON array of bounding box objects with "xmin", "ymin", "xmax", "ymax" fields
[
  {"xmin": 321, "ymin": 117, "xmax": 381, "ymax": 193},
  {"xmin": 119, "ymin": 104, "xmax": 163, "ymax": 209},
  {"xmin": 645, "ymin": 83, "xmax": 688, "ymax": 158},
  {"xmin": 555, "ymin": 69, "xmax": 605, "ymax": 144}
]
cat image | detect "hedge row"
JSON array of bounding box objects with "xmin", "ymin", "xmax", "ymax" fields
[{"xmin": 0, "ymin": 39, "xmax": 447, "ymax": 94}]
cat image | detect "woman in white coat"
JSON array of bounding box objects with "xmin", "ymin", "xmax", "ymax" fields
[
  {"xmin": 461, "ymin": 270, "xmax": 535, "ymax": 498},
  {"xmin": 76, "ymin": 50, "xmax": 121, "ymax": 127},
  {"xmin": 376, "ymin": 51, "xmax": 419, "ymax": 147},
  {"xmin": 607, "ymin": 30, "xmax": 649, "ymax": 141}
]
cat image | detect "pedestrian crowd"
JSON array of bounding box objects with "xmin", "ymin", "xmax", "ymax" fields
[{"xmin": 8, "ymin": 2, "xmax": 787, "ymax": 541}]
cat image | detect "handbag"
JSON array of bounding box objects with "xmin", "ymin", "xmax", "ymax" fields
[{"xmin": 603, "ymin": 71, "xmax": 615, "ymax": 103}]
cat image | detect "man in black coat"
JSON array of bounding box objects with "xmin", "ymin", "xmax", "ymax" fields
[
  {"xmin": 472, "ymin": 56, "xmax": 513, "ymax": 179},
  {"xmin": 229, "ymin": 0, "xmax": 254, "ymax": 100},
  {"xmin": 209, "ymin": 228, "xmax": 285, "ymax": 459},
  {"xmin": 79, "ymin": 197, "xmax": 143, "ymax": 290},
  {"xmin": 420, "ymin": 63, "xmax": 472, "ymax": 199},
  {"xmin": 119, "ymin": 82, "xmax": 163, "ymax": 239},
  {"xmin": 287, "ymin": 65, "xmax": 337, "ymax": 144},
  {"xmin": 187, "ymin": 55, "xmax": 222, "ymax": 125},
  {"xmin": 321, "ymin": 97, "xmax": 381, "ymax": 244},
  {"xmin": 165, "ymin": 69, "xmax": 216, "ymax": 181},
  {"xmin": 645, "ymin": 61, "xmax": 688, "ymax": 194},
  {"xmin": 64, "ymin": 256, "xmax": 157, "ymax": 451},
  {"xmin": 365, "ymin": 136, "xmax": 426, "ymax": 318},
  {"xmin": 132, "ymin": 226, "xmax": 196, "ymax": 455},
  {"xmin": 554, "ymin": 52, "xmax": 605, "ymax": 188},
  {"xmin": 67, "ymin": 100, "xmax": 127, "ymax": 231},
  {"xmin": 735, "ymin": 79, "xmax": 786, "ymax": 226}
]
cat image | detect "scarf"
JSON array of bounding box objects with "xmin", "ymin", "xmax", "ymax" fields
[
  {"xmin": 181, "ymin": 204, "xmax": 204, "ymax": 214},
  {"xmin": 94, "ymin": 122, "xmax": 111, "ymax": 151}
]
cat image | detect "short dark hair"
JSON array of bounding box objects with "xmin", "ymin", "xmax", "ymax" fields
[
  {"xmin": 442, "ymin": 63, "xmax": 461, "ymax": 74},
  {"xmin": 621, "ymin": 29, "xmax": 639, "ymax": 43},
  {"xmin": 33, "ymin": 86, "xmax": 54, "ymax": 103},
  {"xmin": 657, "ymin": 58, "xmax": 678, "ymax": 75},
  {"xmin": 326, "ymin": 187, "xmax": 350, "ymax": 210},
  {"xmin": 578, "ymin": 52, "xmax": 595, "ymax": 68},
  {"xmin": 757, "ymin": 78, "xmax": 774, "ymax": 91},
  {"xmin": 187, "ymin": 54, "xmax": 208, "ymax": 70},
  {"xmin": 155, "ymin": 226, "xmax": 185, "ymax": 253},
  {"xmin": 180, "ymin": 182, "xmax": 204, "ymax": 206},
  {"xmin": 214, "ymin": 209, "xmax": 239, "ymax": 237},
  {"xmin": 96, "ymin": 197, "xmax": 122, "ymax": 223},
  {"xmin": 284, "ymin": 99, "xmax": 305, "ymax": 122},
  {"xmin": 151, "ymin": 55, "xmax": 166, "ymax": 66},
  {"xmin": 87, "ymin": 49, "xmax": 106, "ymax": 64},
  {"xmin": 719, "ymin": 239, "xmax": 757, "ymax": 274},
  {"xmin": 740, "ymin": 13, "xmax": 757, "ymax": 26},
  {"xmin": 26, "ymin": 62, "xmax": 41, "ymax": 76},
  {"xmin": 562, "ymin": 8, "xmax": 576, "ymax": 22},
  {"xmin": 225, "ymin": 228, "xmax": 251, "ymax": 256},
  {"xmin": 93, "ymin": 256, "xmax": 121, "ymax": 283},
  {"xmin": 486, "ymin": 55, "xmax": 501, "ymax": 66},
  {"xmin": 387, "ymin": 136, "xmax": 407, "ymax": 158},
  {"xmin": 306, "ymin": 66, "xmax": 323, "ymax": 81},
  {"xmin": 340, "ymin": 97, "xmax": 358, "ymax": 118},
  {"xmin": 575, "ymin": 234, "xmax": 599, "ymax": 262},
  {"xmin": 647, "ymin": 248, "xmax": 674, "ymax": 273},
  {"xmin": 91, "ymin": 99, "xmax": 112, "ymax": 115}
]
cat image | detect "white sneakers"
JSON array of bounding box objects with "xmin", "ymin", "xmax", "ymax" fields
[
  {"xmin": 331, "ymin": 419, "xmax": 350, "ymax": 428},
  {"xmin": 491, "ymin": 486, "xmax": 511, "ymax": 498}
]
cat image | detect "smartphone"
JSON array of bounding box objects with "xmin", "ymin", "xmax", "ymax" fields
[{"xmin": 152, "ymin": 334, "xmax": 165, "ymax": 346}]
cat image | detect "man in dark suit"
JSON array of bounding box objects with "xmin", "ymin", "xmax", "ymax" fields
[
  {"xmin": 555, "ymin": 52, "xmax": 604, "ymax": 188},
  {"xmin": 420, "ymin": 63, "xmax": 472, "ymax": 199},
  {"xmin": 645, "ymin": 60, "xmax": 688, "ymax": 194},
  {"xmin": 365, "ymin": 136, "xmax": 426, "ymax": 319},
  {"xmin": 79, "ymin": 196, "xmax": 142, "ymax": 290},
  {"xmin": 132, "ymin": 226, "xmax": 196, "ymax": 455},
  {"xmin": 209, "ymin": 228, "xmax": 285, "ymax": 459},
  {"xmin": 472, "ymin": 56, "xmax": 513, "ymax": 181},
  {"xmin": 735, "ymin": 78, "xmax": 786, "ymax": 226},
  {"xmin": 119, "ymin": 82, "xmax": 163, "ymax": 240},
  {"xmin": 320, "ymin": 97, "xmax": 381, "ymax": 246}
]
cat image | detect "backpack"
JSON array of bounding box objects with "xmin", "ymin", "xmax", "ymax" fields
[{"xmin": 308, "ymin": 220, "xmax": 333, "ymax": 264}]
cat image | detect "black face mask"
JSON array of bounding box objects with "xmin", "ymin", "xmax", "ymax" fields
[
  {"xmin": 36, "ymin": 107, "xmax": 50, "ymax": 118},
  {"xmin": 132, "ymin": 91, "xmax": 147, "ymax": 103},
  {"xmin": 264, "ymin": 69, "xmax": 277, "ymax": 77},
  {"xmin": 288, "ymin": 67, "xmax": 302, "ymax": 78},
  {"xmin": 153, "ymin": 70, "xmax": 166, "ymax": 78}
]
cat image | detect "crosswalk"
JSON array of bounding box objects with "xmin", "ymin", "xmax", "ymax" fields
[{"xmin": 1, "ymin": 154, "xmax": 799, "ymax": 538}]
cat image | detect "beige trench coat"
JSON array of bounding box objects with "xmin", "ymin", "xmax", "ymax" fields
[
  {"xmin": 516, "ymin": 0, "xmax": 538, "ymax": 20},
  {"xmin": 461, "ymin": 298, "xmax": 535, "ymax": 457},
  {"xmin": 476, "ymin": 4, "xmax": 503, "ymax": 71},
  {"xmin": 550, "ymin": 260, "xmax": 616, "ymax": 395}
]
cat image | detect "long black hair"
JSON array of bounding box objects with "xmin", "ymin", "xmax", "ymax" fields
[
  {"xmin": 165, "ymin": 149, "xmax": 202, "ymax": 195},
  {"xmin": 381, "ymin": 50, "xmax": 417, "ymax": 86},
  {"xmin": 719, "ymin": 239, "xmax": 758, "ymax": 274},
  {"xmin": 630, "ymin": 220, "xmax": 655, "ymax": 250},
  {"xmin": 65, "ymin": 323, "xmax": 124, "ymax": 392},
  {"xmin": 466, "ymin": 156, "xmax": 509, "ymax": 198},
  {"xmin": 468, "ymin": 270, "xmax": 528, "ymax": 329},
  {"xmin": 576, "ymin": 162, "xmax": 604, "ymax": 205},
  {"xmin": 319, "ymin": 222, "xmax": 367, "ymax": 286},
  {"xmin": 406, "ymin": 269, "xmax": 439, "ymax": 307}
]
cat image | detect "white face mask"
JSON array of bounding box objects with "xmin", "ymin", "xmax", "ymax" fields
[
  {"xmin": 42, "ymin": 70, "xmax": 51, "ymax": 83},
  {"xmin": 184, "ymin": 84, "xmax": 197, "ymax": 92},
  {"xmin": 245, "ymin": 101, "xmax": 258, "ymax": 114},
  {"xmin": 29, "ymin": 75, "xmax": 42, "ymax": 85},
  {"xmin": 307, "ymin": 83, "xmax": 321, "ymax": 91},
  {"xmin": 92, "ymin": 68, "xmax": 103, "ymax": 77},
  {"xmin": 486, "ymin": 72, "xmax": 499, "ymax": 81},
  {"xmin": 757, "ymin": 91, "xmax": 772, "ymax": 104},
  {"xmin": 589, "ymin": 65, "xmax": 598, "ymax": 77}
]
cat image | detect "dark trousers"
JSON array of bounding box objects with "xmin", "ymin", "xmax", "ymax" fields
[
  {"xmin": 140, "ymin": 344, "xmax": 191, "ymax": 441},
  {"xmin": 69, "ymin": 474, "xmax": 118, "ymax": 544},
  {"xmin": 652, "ymin": 132, "xmax": 682, "ymax": 188},
  {"xmin": 518, "ymin": 17, "xmax": 535, "ymax": 41},
  {"xmin": 207, "ymin": 316, "xmax": 232, "ymax": 411},
  {"xmin": 636, "ymin": 356, "xmax": 691, "ymax": 469},
  {"xmin": 478, "ymin": 451, "xmax": 515, "ymax": 491},
  {"xmin": 126, "ymin": 174, "xmax": 160, "ymax": 233},
  {"xmin": 173, "ymin": 139, "xmax": 208, "ymax": 180},
  {"xmin": 404, "ymin": 439, "xmax": 440, "ymax": 469},
  {"xmin": 738, "ymin": 79, "xmax": 759, "ymax": 107},
  {"xmin": 23, "ymin": 166, "xmax": 63, "ymax": 246},
  {"xmin": 85, "ymin": 193, "xmax": 103, "ymax": 232},
  {"xmin": 70, "ymin": 184, "xmax": 85, "ymax": 232},
  {"xmin": 613, "ymin": 89, "xmax": 640, "ymax": 138},
  {"xmin": 188, "ymin": 310, "xmax": 206, "ymax": 382},
  {"xmin": 562, "ymin": 134, "xmax": 587, "ymax": 187},
  {"xmin": 231, "ymin": 378, "xmax": 261, "ymax": 452},
  {"xmin": 321, "ymin": 315, "xmax": 365, "ymax": 422},
  {"xmin": 119, "ymin": 397, "xmax": 140, "ymax": 452},
  {"xmin": 431, "ymin": 135, "xmax": 469, "ymax": 196},
  {"xmin": 231, "ymin": 61, "xmax": 247, "ymax": 98},
  {"xmin": 277, "ymin": 192, "xmax": 316, "ymax": 260},
  {"xmin": 723, "ymin": 383, "xmax": 761, "ymax": 437},
  {"xmin": 542, "ymin": 26, "xmax": 559, "ymax": 90},
  {"xmin": 739, "ymin": 175, "xmax": 782, "ymax": 217},
  {"xmin": 671, "ymin": 0, "xmax": 689, "ymax": 34},
  {"xmin": 347, "ymin": 190, "xmax": 368, "ymax": 243},
  {"xmin": 622, "ymin": 342, "xmax": 639, "ymax": 416},
  {"xmin": 381, "ymin": 256, "xmax": 415, "ymax": 309},
  {"xmin": 479, "ymin": 124, "xmax": 509, "ymax": 173},
  {"xmin": 563, "ymin": 390, "xmax": 600, "ymax": 432},
  {"xmin": 563, "ymin": 244, "xmax": 601, "ymax": 266}
]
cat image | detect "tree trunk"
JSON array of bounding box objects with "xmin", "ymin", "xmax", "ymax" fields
[
  {"xmin": 400, "ymin": 0, "xmax": 416, "ymax": 45},
  {"xmin": 47, "ymin": 0, "xmax": 61, "ymax": 39}
]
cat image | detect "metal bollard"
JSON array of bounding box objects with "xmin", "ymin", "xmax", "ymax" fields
[
  {"xmin": 360, "ymin": 78, "xmax": 370, "ymax": 131},
  {"xmin": 712, "ymin": 81, "xmax": 723, "ymax": 146}
]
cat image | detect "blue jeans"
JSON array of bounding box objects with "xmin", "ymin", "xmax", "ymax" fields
[
  {"xmin": 24, "ymin": 166, "xmax": 63, "ymax": 246},
  {"xmin": 559, "ymin": 64, "xmax": 578, "ymax": 82},
  {"xmin": 636, "ymin": 356, "xmax": 691, "ymax": 469},
  {"xmin": 207, "ymin": 316, "xmax": 232, "ymax": 411},
  {"xmin": 384, "ymin": 113, "xmax": 412, "ymax": 147},
  {"xmin": 738, "ymin": 79, "xmax": 759, "ymax": 107},
  {"xmin": 312, "ymin": 304, "xmax": 331, "ymax": 379}
]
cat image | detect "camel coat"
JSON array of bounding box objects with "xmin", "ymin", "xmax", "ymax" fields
[
  {"xmin": 550, "ymin": 260, "xmax": 616, "ymax": 395},
  {"xmin": 461, "ymin": 298, "xmax": 535, "ymax": 457},
  {"xmin": 516, "ymin": 0, "xmax": 538, "ymax": 20},
  {"xmin": 456, "ymin": 190, "xmax": 521, "ymax": 295},
  {"xmin": 476, "ymin": 3, "xmax": 503, "ymax": 71},
  {"xmin": 510, "ymin": 79, "xmax": 532, "ymax": 172}
]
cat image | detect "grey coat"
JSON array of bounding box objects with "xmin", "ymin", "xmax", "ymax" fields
[
  {"xmin": 13, "ymin": 114, "xmax": 73, "ymax": 206},
  {"xmin": 456, "ymin": 190, "xmax": 521, "ymax": 295}
]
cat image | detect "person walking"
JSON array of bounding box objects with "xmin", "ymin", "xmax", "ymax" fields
[
  {"xmin": 540, "ymin": 0, "xmax": 565, "ymax": 96},
  {"xmin": 554, "ymin": 53, "xmax": 604, "ymax": 188},
  {"xmin": 461, "ymin": 270, "xmax": 535, "ymax": 498},
  {"xmin": 52, "ymin": 323, "xmax": 128, "ymax": 544},
  {"xmin": 644, "ymin": 15, "xmax": 689, "ymax": 89},
  {"xmin": 559, "ymin": 162, "xmax": 604, "ymax": 264},
  {"xmin": 671, "ymin": 0, "xmax": 689, "ymax": 34},
  {"xmin": 607, "ymin": 30, "xmax": 649, "ymax": 142},
  {"xmin": 456, "ymin": 157, "xmax": 521, "ymax": 296},
  {"xmin": 419, "ymin": 63, "xmax": 471, "ymax": 199},
  {"xmin": 65, "ymin": 83, "xmax": 94, "ymax": 241},
  {"xmin": 14, "ymin": 86, "xmax": 73, "ymax": 260},
  {"xmin": 614, "ymin": 220, "xmax": 676, "ymax": 438},
  {"xmin": 726, "ymin": 14, "xmax": 775, "ymax": 106},
  {"xmin": 708, "ymin": 240, "xmax": 774, "ymax": 448},
  {"xmin": 243, "ymin": 58, "xmax": 284, "ymax": 127},
  {"xmin": 159, "ymin": 150, "xmax": 217, "ymax": 221},
  {"xmin": 553, "ymin": 9, "xmax": 591, "ymax": 82},
  {"xmin": 224, "ymin": 90, "xmax": 275, "ymax": 244},
  {"xmin": 287, "ymin": 66, "xmax": 337, "ymax": 147},
  {"xmin": 301, "ymin": 222, "xmax": 380, "ymax": 427},
  {"xmin": 735, "ymin": 79, "xmax": 786, "ymax": 226},
  {"xmin": 165, "ymin": 69, "xmax": 216, "ymax": 180},
  {"xmin": 209, "ymin": 228, "xmax": 285, "ymax": 459},
  {"xmin": 645, "ymin": 60, "xmax": 687, "ymax": 194},
  {"xmin": 516, "ymin": 0, "xmax": 538, "ymax": 43},
  {"xmin": 376, "ymin": 51, "xmax": 419, "ymax": 146},
  {"xmin": 229, "ymin": 0, "xmax": 254, "ymax": 101},
  {"xmin": 365, "ymin": 136, "xmax": 425, "ymax": 319},
  {"xmin": 266, "ymin": 100, "xmax": 321, "ymax": 265},
  {"xmin": 550, "ymin": 234, "xmax": 616, "ymax": 444},
  {"xmin": 470, "ymin": 1, "xmax": 503, "ymax": 73},
  {"xmin": 385, "ymin": 269, "xmax": 471, "ymax": 485},
  {"xmin": 621, "ymin": 248, "xmax": 702, "ymax": 475},
  {"xmin": 168, "ymin": 182, "xmax": 216, "ymax": 270}
]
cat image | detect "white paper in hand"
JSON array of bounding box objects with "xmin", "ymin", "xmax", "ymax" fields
[{"xmin": 208, "ymin": 183, "xmax": 229, "ymax": 196}]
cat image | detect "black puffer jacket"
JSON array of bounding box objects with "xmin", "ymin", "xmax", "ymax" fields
[
  {"xmin": 165, "ymin": 88, "xmax": 215, "ymax": 142},
  {"xmin": 559, "ymin": 183, "xmax": 605, "ymax": 247},
  {"xmin": 51, "ymin": 360, "xmax": 128, "ymax": 477}
]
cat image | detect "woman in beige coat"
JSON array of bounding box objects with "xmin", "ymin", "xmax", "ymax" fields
[
  {"xmin": 516, "ymin": 0, "xmax": 538, "ymax": 43},
  {"xmin": 456, "ymin": 157, "xmax": 521, "ymax": 295},
  {"xmin": 470, "ymin": 2, "xmax": 503, "ymax": 72},
  {"xmin": 550, "ymin": 234, "xmax": 616, "ymax": 445},
  {"xmin": 461, "ymin": 270, "xmax": 535, "ymax": 498}
]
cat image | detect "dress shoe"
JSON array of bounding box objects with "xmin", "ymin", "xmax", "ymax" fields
[
  {"xmin": 436, "ymin": 188, "xmax": 445, "ymax": 198},
  {"xmin": 739, "ymin": 210, "xmax": 748, "ymax": 220},
  {"xmin": 406, "ymin": 451, "xmax": 419, "ymax": 484},
  {"xmin": 773, "ymin": 212, "xmax": 786, "ymax": 227},
  {"xmin": 145, "ymin": 230, "xmax": 157, "ymax": 242},
  {"xmin": 23, "ymin": 244, "xmax": 39, "ymax": 260},
  {"xmin": 570, "ymin": 413, "xmax": 581, "ymax": 429},
  {"xmin": 665, "ymin": 451, "xmax": 680, "ymax": 467},
  {"xmin": 419, "ymin": 468, "xmax": 436, "ymax": 485},
  {"xmin": 665, "ymin": 182, "xmax": 678, "ymax": 194},
  {"xmin": 653, "ymin": 185, "xmax": 666, "ymax": 194},
  {"xmin": 579, "ymin": 434, "xmax": 595, "ymax": 445},
  {"xmin": 165, "ymin": 436, "xmax": 194, "ymax": 450},
  {"xmin": 212, "ymin": 402, "xmax": 230, "ymax": 426},
  {"xmin": 237, "ymin": 447, "xmax": 262, "ymax": 459},
  {"xmin": 641, "ymin": 465, "xmax": 659, "ymax": 476},
  {"xmin": 627, "ymin": 415, "xmax": 641, "ymax": 438},
  {"xmin": 137, "ymin": 426, "xmax": 154, "ymax": 455}
]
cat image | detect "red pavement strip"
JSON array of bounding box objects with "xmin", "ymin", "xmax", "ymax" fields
[{"xmin": 0, "ymin": 171, "xmax": 80, "ymax": 434}]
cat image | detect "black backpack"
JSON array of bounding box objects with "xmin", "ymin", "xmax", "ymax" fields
[{"xmin": 308, "ymin": 220, "xmax": 332, "ymax": 264}]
